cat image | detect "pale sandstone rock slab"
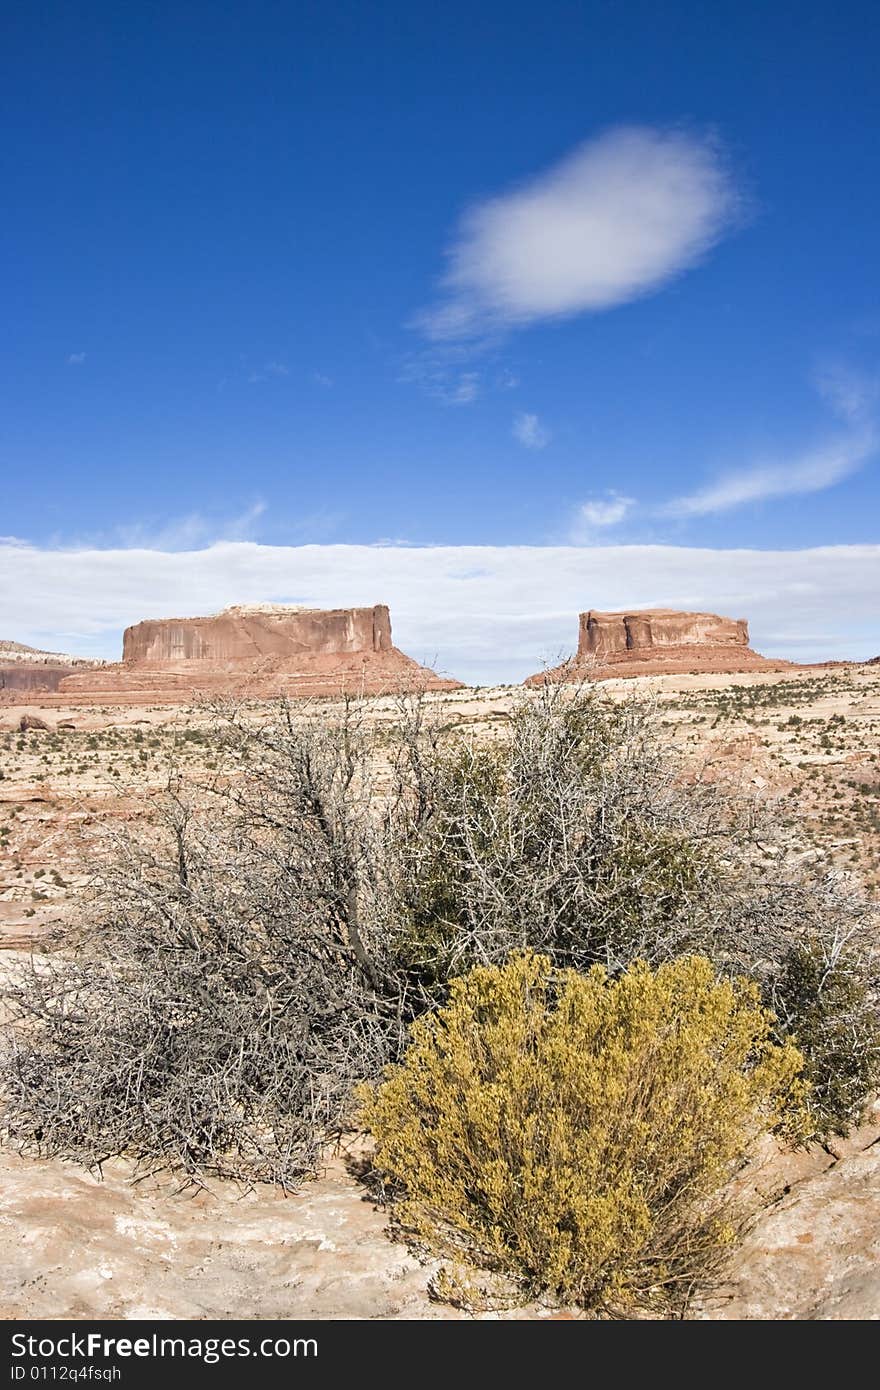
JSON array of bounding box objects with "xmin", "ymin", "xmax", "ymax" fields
[
  {"xmin": 694, "ymin": 1140, "xmax": 880, "ymax": 1320},
  {"xmin": 2, "ymin": 1129, "xmax": 878, "ymax": 1320},
  {"xmin": 0, "ymin": 1151, "xmax": 449, "ymax": 1321}
]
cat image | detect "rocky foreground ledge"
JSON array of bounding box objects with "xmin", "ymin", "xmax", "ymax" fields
[{"xmin": 0, "ymin": 1108, "xmax": 876, "ymax": 1320}]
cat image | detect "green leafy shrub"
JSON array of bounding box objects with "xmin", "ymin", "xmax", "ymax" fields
[
  {"xmin": 387, "ymin": 687, "xmax": 726, "ymax": 989},
  {"xmin": 771, "ymin": 934, "xmax": 880, "ymax": 1137},
  {"xmin": 362, "ymin": 951, "xmax": 806, "ymax": 1316}
]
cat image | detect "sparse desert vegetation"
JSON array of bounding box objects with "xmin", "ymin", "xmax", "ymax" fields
[
  {"xmin": 3, "ymin": 663, "xmax": 880, "ymax": 941},
  {"xmin": 1, "ymin": 672, "xmax": 878, "ymax": 1317}
]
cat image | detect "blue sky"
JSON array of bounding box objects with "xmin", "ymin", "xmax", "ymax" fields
[{"xmin": 2, "ymin": 1, "xmax": 879, "ymax": 679}]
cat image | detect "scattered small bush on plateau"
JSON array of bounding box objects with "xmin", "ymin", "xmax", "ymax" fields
[
  {"xmin": 386, "ymin": 686, "xmax": 729, "ymax": 986},
  {"xmin": 362, "ymin": 951, "xmax": 806, "ymax": 1316}
]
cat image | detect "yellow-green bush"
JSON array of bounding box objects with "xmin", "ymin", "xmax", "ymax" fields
[{"xmin": 362, "ymin": 952, "xmax": 806, "ymax": 1315}]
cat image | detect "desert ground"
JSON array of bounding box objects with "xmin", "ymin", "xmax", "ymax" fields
[
  {"xmin": 4, "ymin": 663, "xmax": 879, "ymax": 949},
  {"xmin": 2, "ymin": 664, "xmax": 879, "ymax": 1319}
]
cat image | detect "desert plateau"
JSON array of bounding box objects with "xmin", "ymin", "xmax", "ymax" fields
[{"xmin": 2, "ymin": 603, "xmax": 879, "ymax": 1318}]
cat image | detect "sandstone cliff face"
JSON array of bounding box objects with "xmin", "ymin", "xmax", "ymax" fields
[
  {"xmin": 122, "ymin": 604, "xmax": 393, "ymax": 665},
  {"xmin": 579, "ymin": 609, "xmax": 749, "ymax": 659},
  {"xmin": 59, "ymin": 604, "xmax": 460, "ymax": 702},
  {"xmin": 527, "ymin": 608, "xmax": 790, "ymax": 684},
  {"xmin": 1, "ymin": 665, "xmax": 79, "ymax": 694},
  {"xmin": 0, "ymin": 641, "xmax": 104, "ymax": 698}
]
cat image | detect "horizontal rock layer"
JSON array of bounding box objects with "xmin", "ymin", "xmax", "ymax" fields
[
  {"xmin": 0, "ymin": 643, "xmax": 105, "ymax": 698},
  {"xmin": 579, "ymin": 608, "xmax": 750, "ymax": 658},
  {"xmin": 1, "ymin": 663, "xmax": 88, "ymax": 694}
]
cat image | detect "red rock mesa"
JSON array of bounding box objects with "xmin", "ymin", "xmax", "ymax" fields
[
  {"xmin": 57, "ymin": 604, "xmax": 461, "ymax": 703},
  {"xmin": 525, "ymin": 609, "xmax": 793, "ymax": 684},
  {"xmin": 0, "ymin": 641, "xmax": 105, "ymax": 700}
]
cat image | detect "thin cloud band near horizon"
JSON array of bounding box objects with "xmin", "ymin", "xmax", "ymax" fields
[{"xmin": 2, "ymin": 539, "xmax": 878, "ymax": 685}]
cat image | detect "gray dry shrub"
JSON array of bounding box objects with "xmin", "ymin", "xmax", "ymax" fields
[
  {"xmin": 384, "ymin": 683, "xmax": 880, "ymax": 1133},
  {"xmin": 1, "ymin": 702, "xmax": 403, "ymax": 1186},
  {"xmin": 2, "ymin": 685, "xmax": 877, "ymax": 1182}
]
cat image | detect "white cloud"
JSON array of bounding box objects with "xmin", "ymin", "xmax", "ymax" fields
[
  {"xmin": 112, "ymin": 501, "xmax": 267, "ymax": 551},
  {"xmin": 400, "ymin": 352, "xmax": 481, "ymax": 404},
  {"xmin": 66, "ymin": 352, "xmax": 86, "ymax": 366},
  {"xmin": 418, "ymin": 125, "xmax": 738, "ymax": 340},
  {"xmin": 248, "ymin": 361, "xmax": 289, "ymax": 383},
  {"xmin": 311, "ymin": 371, "xmax": 333, "ymax": 388},
  {"xmin": 2, "ymin": 539, "xmax": 877, "ymax": 684},
  {"xmin": 449, "ymin": 372, "xmax": 480, "ymax": 405},
  {"xmin": 662, "ymin": 364, "xmax": 879, "ymax": 519},
  {"xmin": 664, "ymin": 432, "xmax": 875, "ymax": 518},
  {"xmin": 814, "ymin": 363, "xmax": 879, "ymax": 425},
  {"xmin": 513, "ymin": 412, "xmax": 550, "ymax": 449},
  {"xmin": 577, "ymin": 492, "xmax": 635, "ymax": 529}
]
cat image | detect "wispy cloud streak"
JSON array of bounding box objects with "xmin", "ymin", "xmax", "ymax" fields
[{"xmin": 664, "ymin": 432, "xmax": 875, "ymax": 518}]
